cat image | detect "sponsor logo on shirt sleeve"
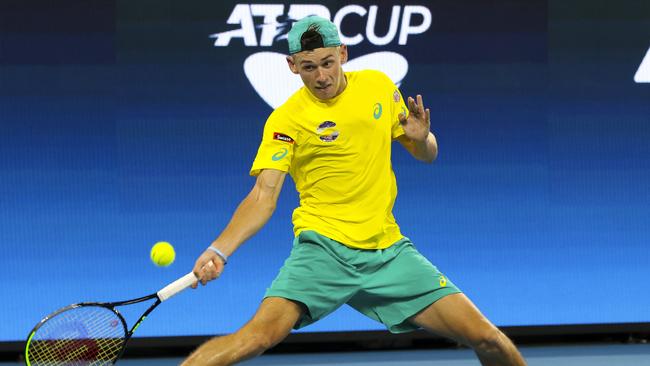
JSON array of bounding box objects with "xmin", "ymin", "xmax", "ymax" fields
[
  {"xmin": 271, "ymin": 147, "xmax": 289, "ymax": 161},
  {"xmin": 273, "ymin": 132, "xmax": 294, "ymax": 144}
]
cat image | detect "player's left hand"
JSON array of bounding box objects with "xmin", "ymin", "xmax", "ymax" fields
[{"xmin": 399, "ymin": 94, "xmax": 431, "ymax": 142}]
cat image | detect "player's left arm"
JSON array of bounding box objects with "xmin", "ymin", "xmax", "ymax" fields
[{"xmin": 397, "ymin": 94, "xmax": 438, "ymax": 163}]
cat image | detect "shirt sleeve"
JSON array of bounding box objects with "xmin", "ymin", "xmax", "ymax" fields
[
  {"xmin": 390, "ymin": 87, "xmax": 408, "ymax": 139},
  {"xmin": 249, "ymin": 109, "xmax": 297, "ymax": 177}
]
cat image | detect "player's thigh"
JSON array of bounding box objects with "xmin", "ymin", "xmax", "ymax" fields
[
  {"xmin": 409, "ymin": 293, "xmax": 498, "ymax": 346},
  {"xmin": 239, "ymin": 296, "xmax": 305, "ymax": 346}
]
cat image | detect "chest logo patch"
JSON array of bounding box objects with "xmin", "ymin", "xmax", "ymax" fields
[
  {"xmin": 316, "ymin": 121, "xmax": 340, "ymax": 142},
  {"xmin": 373, "ymin": 103, "xmax": 383, "ymax": 120}
]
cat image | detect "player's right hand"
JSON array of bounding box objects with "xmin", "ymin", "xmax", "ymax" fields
[{"xmin": 191, "ymin": 249, "xmax": 225, "ymax": 288}]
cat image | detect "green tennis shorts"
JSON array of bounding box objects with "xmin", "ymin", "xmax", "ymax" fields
[{"xmin": 265, "ymin": 230, "xmax": 461, "ymax": 333}]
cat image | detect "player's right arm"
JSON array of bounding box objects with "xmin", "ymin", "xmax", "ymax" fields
[{"xmin": 192, "ymin": 168, "xmax": 287, "ymax": 287}]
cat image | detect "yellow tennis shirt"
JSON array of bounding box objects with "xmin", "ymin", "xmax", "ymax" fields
[{"xmin": 250, "ymin": 70, "xmax": 408, "ymax": 249}]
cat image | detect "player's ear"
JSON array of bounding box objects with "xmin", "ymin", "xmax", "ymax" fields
[
  {"xmin": 339, "ymin": 45, "xmax": 348, "ymax": 65},
  {"xmin": 286, "ymin": 55, "xmax": 300, "ymax": 74}
]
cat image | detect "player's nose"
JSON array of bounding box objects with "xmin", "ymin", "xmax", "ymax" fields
[{"xmin": 315, "ymin": 67, "xmax": 327, "ymax": 82}]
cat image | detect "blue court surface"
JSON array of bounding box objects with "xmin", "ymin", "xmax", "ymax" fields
[{"xmin": 4, "ymin": 343, "xmax": 650, "ymax": 365}]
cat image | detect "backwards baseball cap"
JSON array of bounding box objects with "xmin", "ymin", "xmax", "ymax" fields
[{"xmin": 287, "ymin": 16, "xmax": 342, "ymax": 54}]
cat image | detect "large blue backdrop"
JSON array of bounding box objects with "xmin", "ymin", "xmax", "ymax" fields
[{"xmin": 1, "ymin": 0, "xmax": 649, "ymax": 341}]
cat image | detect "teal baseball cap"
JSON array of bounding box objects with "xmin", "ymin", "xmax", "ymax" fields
[{"xmin": 287, "ymin": 16, "xmax": 342, "ymax": 54}]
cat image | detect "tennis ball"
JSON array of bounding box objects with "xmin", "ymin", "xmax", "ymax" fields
[{"xmin": 150, "ymin": 241, "xmax": 175, "ymax": 267}]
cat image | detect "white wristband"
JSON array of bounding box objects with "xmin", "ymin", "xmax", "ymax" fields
[{"xmin": 207, "ymin": 246, "xmax": 228, "ymax": 265}]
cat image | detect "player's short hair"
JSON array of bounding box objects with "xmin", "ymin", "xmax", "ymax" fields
[
  {"xmin": 287, "ymin": 16, "xmax": 341, "ymax": 54},
  {"xmin": 300, "ymin": 25, "xmax": 325, "ymax": 52}
]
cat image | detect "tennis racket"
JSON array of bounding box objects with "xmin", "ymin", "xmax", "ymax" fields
[{"xmin": 24, "ymin": 271, "xmax": 198, "ymax": 365}]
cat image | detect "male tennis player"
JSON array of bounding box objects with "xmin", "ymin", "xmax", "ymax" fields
[{"xmin": 182, "ymin": 16, "xmax": 526, "ymax": 366}]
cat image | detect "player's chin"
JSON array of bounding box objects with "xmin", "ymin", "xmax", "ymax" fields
[{"xmin": 313, "ymin": 85, "xmax": 334, "ymax": 99}]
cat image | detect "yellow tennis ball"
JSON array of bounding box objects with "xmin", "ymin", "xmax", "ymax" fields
[{"xmin": 150, "ymin": 241, "xmax": 175, "ymax": 267}]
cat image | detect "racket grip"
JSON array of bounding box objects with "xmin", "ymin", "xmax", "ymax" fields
[{"xmin": 157, "ymin": 272, "xmax": 197, "ymax": 302}]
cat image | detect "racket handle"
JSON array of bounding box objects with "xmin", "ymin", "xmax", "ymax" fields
[{"xmin": 157, "ymin": 272, "xmax": 197, "ymax": 302}]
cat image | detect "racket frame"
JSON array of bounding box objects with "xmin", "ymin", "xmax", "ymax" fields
[{"xmin": 24, "ymin": 270, "xmax": 196, "ymax": 366}]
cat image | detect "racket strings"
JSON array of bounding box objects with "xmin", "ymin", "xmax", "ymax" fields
[{"xmin": 27, "ymin": 306, "xmax": 126, "ymax": 365}]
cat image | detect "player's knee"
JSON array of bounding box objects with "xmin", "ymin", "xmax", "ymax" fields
[
  {"xmin": 469, "ymin": 327, "xmax": 505, "ymax": 355},
  {"xmin": 243, "ymin": 332, "xmax": 275, "ymax": 354}
]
